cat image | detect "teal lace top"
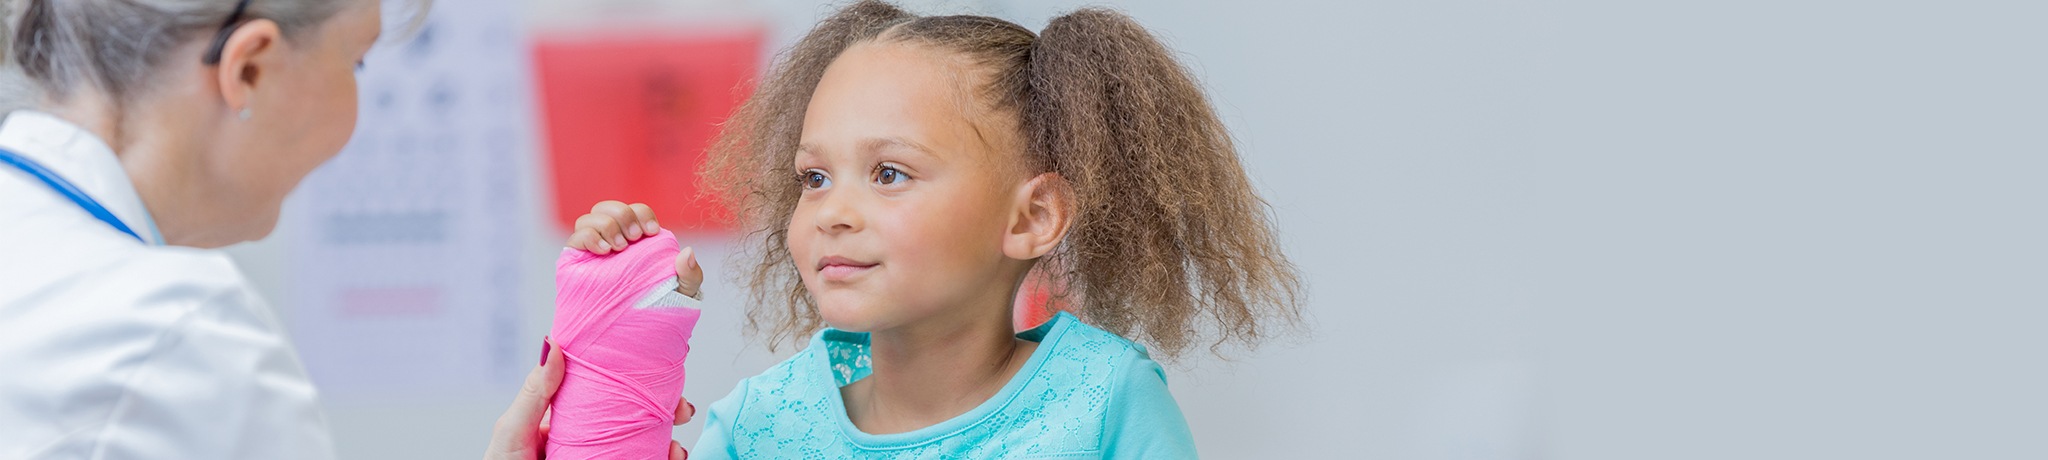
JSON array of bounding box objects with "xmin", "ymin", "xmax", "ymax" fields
[{"xmin": 691, "ymin": 312, "xmax": 1197, "ymax": 458}]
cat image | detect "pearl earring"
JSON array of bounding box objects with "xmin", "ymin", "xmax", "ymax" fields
[{"xmin": 239, "ymin": 107, "xmax": 253, "ymax": 121}]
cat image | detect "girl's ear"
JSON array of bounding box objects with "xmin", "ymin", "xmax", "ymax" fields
[{"xmin": 1002, "ymin": 172, "xmax": 1073, "ymax": 260}]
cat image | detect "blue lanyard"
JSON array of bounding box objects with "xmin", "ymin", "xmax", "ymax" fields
[{"xmin": 0, "ymin": 147, "xmax": 146, "ymax": 243}]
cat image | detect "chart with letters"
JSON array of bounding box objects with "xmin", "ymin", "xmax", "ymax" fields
[{"xmin": 283, "ymin": 0, "xmax": 536, "ymax": 397}]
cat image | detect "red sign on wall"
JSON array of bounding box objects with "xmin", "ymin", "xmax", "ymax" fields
[{"xmin": 533, "ymin": 28, "xmax": 765, "ymax": 233}]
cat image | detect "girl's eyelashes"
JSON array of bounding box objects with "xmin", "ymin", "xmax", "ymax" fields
[
  {"xmin": 793, "ymin": 164, "xmax": 906, "ymax": 191},
  {"xmin": 798, "ymin": 169, "xmax": 832, "ymax": 190},
  {"xmin": 873, "ymin": 164, "xmax": 910, "ymax": 186}
]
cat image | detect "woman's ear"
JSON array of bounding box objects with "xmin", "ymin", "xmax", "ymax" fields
[
  {"xmin": 213, "ymin": 19, "xmax": 284, "ymax": 118},
  {"xmin": 1003, "ymin": 172, "xmax": 1074, "ymax": 260}
]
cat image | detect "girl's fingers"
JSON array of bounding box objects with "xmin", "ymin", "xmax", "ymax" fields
[
  {"xmin": 669, "ymin": 441, "xmax": 688, "ymax": 460},
  {"xmin": 572, "ymin": 214, "xmax": 624, "ymax": 254},
  {"xmin": 591, "ymin": 201, "xmax": 644, "ymax": 241},
  {"xmin": 573, "ymin": 201, "xmax": 663, "ymax": 254},
  {"xmin": 600, "ymin": 218, "xmax": 629, "ymax": 250},
  {"xmin": 675, "ymin": 247, "xmax": 704, "ymax": 299},
  {"xmin": 629, "ymin": 203, "xmax": 661, "ymax": 236},
  {"xmin": 673, "ymin": 396, "xmax": 695, "ymax": 425},
  {"xmin": 567, "ymin": 228, "xmax": 604, "ymax": 253}
]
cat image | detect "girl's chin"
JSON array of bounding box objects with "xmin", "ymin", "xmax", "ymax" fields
[{"xmin": 816, "ymin": 300, "xmax": 884, "ymax": 333}]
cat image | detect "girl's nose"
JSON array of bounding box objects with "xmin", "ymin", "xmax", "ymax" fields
[{"xmin": 812, "ymin": 189, "xmax": 864, "ymax": 235}]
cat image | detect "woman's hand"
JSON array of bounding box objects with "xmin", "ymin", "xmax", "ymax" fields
[
  {"xmin": 566, "ymin": 201, "xmax": 704, "ymax": 299},
  {"xmin": 484, "ymin": 339, "xmax": 698, "ymax": 460}
]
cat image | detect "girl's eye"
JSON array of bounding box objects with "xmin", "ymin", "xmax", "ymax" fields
[
  {"xmin": 800, "ymin": 170, "xmax": 831, "ymax": 190},
  {"xmin": 874, "ymin": 165, "xmax": 907, "ymax": 185}
]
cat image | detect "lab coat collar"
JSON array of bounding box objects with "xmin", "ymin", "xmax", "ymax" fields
[{"xmin": 0, "ymin": 110, "xmax": 165, "ymax": 246}]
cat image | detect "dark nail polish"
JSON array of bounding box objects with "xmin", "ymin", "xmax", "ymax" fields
[{"xmin": 540, "ymin": 337, "xmax": 551, "ymax": 366}]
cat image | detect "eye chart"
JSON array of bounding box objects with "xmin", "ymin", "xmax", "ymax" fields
[{"xmin": 282, "ymin": 0, "xmax": 537, "ymax": 397}]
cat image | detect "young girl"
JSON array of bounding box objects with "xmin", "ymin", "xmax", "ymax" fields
[{"xmin": 568, "ymin": 1, "xmax": 1302, "ymax": 457}]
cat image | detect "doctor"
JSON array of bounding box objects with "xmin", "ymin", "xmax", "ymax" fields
[{"xmin": 0, "ymin": 0, "xmax": 691, "ymax": 459}]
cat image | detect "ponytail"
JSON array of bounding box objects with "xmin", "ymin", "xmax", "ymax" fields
[{"xmin": 1026, "ymin": 8, "xmax": 1304, "ymax": 358}]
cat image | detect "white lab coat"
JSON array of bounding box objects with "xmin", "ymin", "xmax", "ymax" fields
[{"xmin": 0, "ymin": 111, "xmax": 336, "ymax": 459}]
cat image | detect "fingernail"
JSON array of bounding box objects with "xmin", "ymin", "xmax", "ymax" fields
[
  {"xmin": 687, "ymin": 402, "xmax": 697, "ymax": 417},
  {"xmin": 682, "ymin": 448, "xmax": 689, "ymax": 460},
  {"xmin": 645, "ymin": 222, "xmax": 660, "ymax": 235},
  {"xmin": 540, "ymin": 337, "xmax": 551, "ymax": 366},
  {"xmin": 613, "ymin": 236, "xmax": 628, "ymax": 248},
  {"xmin": 596, "ymin": 239, "xmax": 611, "ymax": 253}
]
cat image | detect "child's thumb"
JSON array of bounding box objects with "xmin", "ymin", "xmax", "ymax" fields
[{"xmin": 675, "ymin": 246, "xmax": 704, "ymax": 300}]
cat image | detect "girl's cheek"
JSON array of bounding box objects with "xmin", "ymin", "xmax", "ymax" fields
[
  {"xmin": 785, "ymin": 215, "xmax": 812, "ymax": 267},
  {"xmin": 882, "ymin": 204, "xmax": 938, "ymax": 246},
  {"xmin": 887, "ymin": 204, "xmax": 973, "ymax": 270}
]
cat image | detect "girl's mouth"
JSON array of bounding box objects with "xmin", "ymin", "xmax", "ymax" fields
[{"xmin": 817, "ymin": 256, "xmax": 878, "ymax": 282}]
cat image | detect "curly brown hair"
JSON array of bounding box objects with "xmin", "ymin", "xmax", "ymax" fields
[{"xmin": 703, "ymin": 0, "xmax": 1303, "ymax": 360}]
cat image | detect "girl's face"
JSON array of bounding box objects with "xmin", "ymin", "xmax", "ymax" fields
[{"xmin": 790, "ymin": 41, "xmax": 1027, "ymax": 333}]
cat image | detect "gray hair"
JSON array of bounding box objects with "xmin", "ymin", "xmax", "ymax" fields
[{"xmin": 0, "ymin": 0, "xmax": 428, "ymax": 107}]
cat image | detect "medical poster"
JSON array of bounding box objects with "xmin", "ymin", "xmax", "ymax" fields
[{"xmin": 282, "ymin": 0, "xmax": 536, "ymax": 397}]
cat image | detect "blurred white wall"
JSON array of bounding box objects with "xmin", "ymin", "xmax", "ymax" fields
[{"xmin": 222, "ymin": 0, "xmax": 2048, "ymax": 458}]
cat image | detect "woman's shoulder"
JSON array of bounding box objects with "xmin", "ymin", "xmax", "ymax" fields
[
  {"xmin": 93, "ymin": 247, "xmax": 266, "ymax": 317},
  {"xmin": 0, "ymin": 245, "xmax": 329, "ymax": 458},
  {"xmin": 2, "ymin": 239, "xmax": 261, "ymax": 326},
  {"xmin": 0, "ymin": 242, "xmax": 296, "ymax": 397},
  {"xmin": 1, "ymin": 244, "xmax": 287, "ymax": 366},
  {"xmin": 118, "ymin": 246, "xmax": 257, "ymax": 290}
]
